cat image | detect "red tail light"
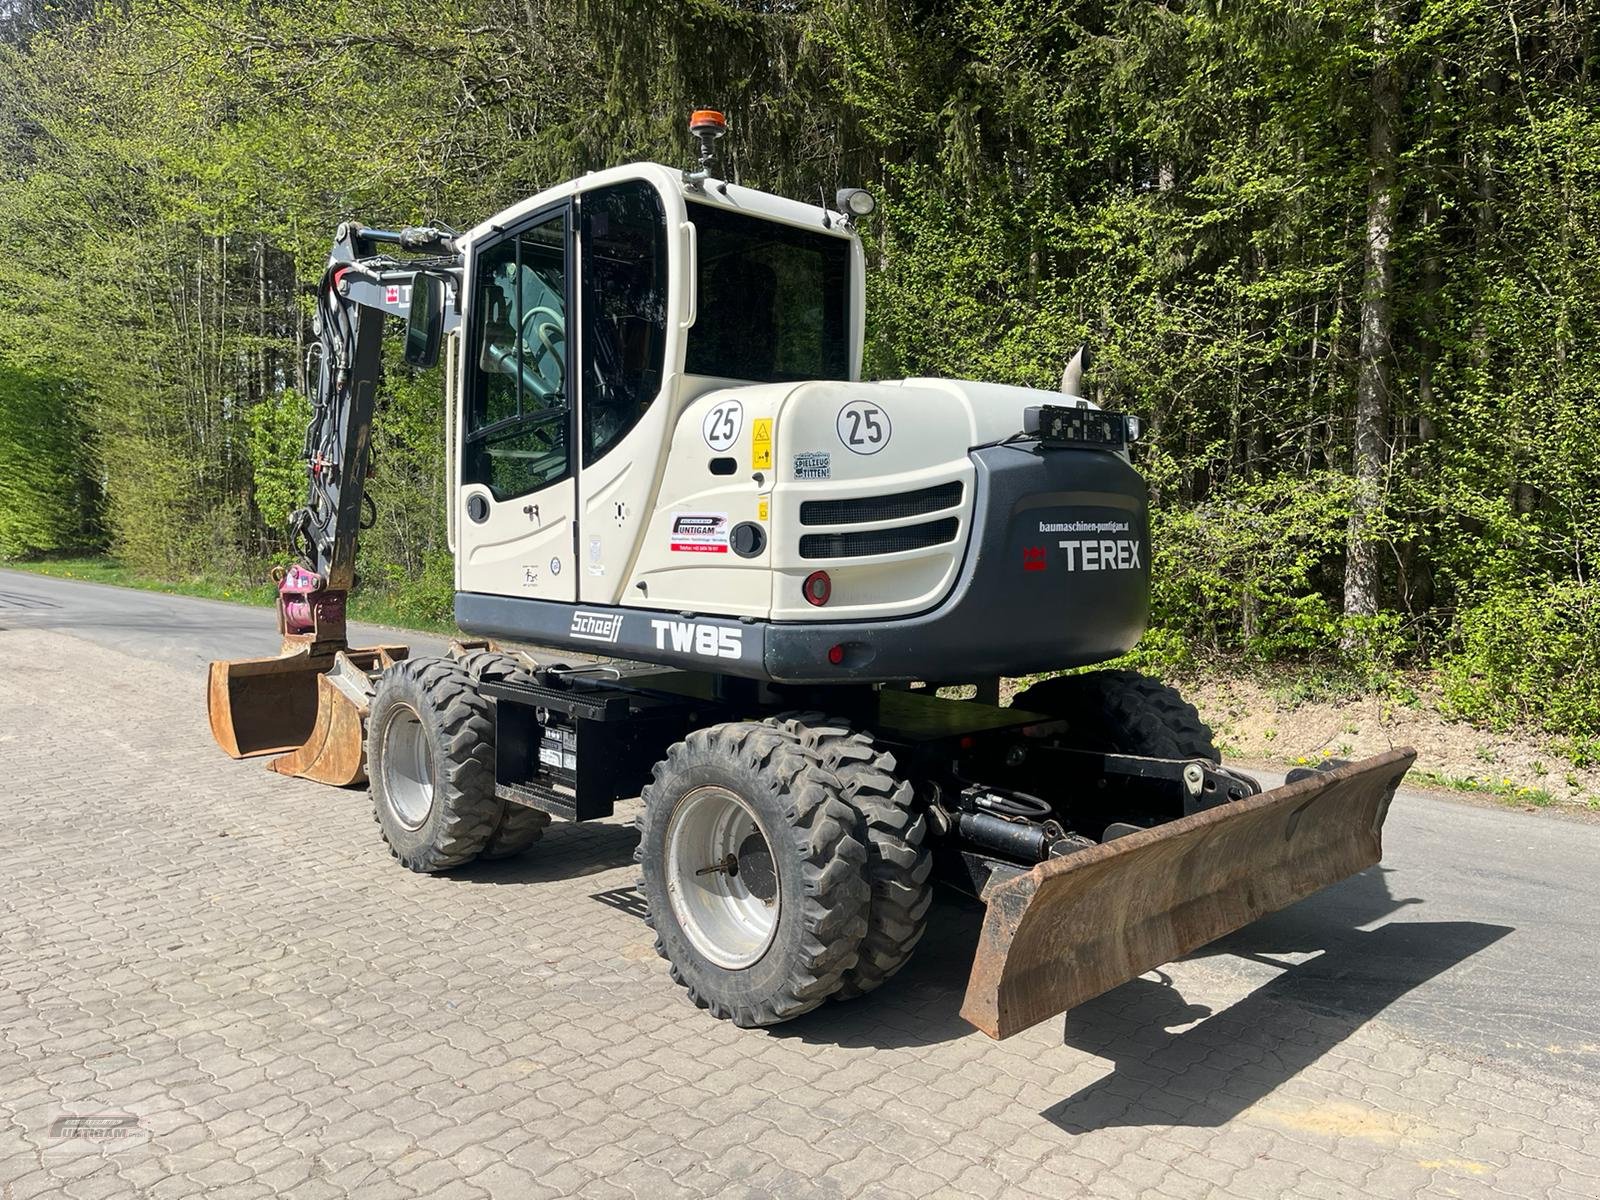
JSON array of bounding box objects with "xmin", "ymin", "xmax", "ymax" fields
[{"xmin": 803, "ymin": 570, "xmax": 832, "ymax": 606}]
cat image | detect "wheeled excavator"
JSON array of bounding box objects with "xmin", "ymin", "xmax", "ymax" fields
[{"xmin": 210, "ymin": 112, "xmax": 1415, "ymax": 1038}]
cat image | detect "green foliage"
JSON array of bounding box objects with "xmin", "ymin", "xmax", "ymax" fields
[
  {"xmin": 1147, "ymin": 470, "xmax": 1355, "ymax": 662},
  {"xmin": 0, "ymin": 363, "xmax": 97, "ymax": 556},
  {"xmin": 1442, "ymin": 582, "xmax": 1600, "ymax": 738},
  {"xmin": 1410, "ymin": 768, "xmax": 1557, "ymax": 809},
  {"xmin": 246, "ymin": 391, "xmax": 312, "ymax": 530},
  {"xmin": 358, "ymin": 357, "xmax": 452, "ymax": 620}
]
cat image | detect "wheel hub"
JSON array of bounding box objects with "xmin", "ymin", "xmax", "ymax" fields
[
  {"xmin": 381, "ymin": 704, "xmax": 434, "ymax": 829},
  {"xmin": 665, "ymin": 786, "xmax": 780, "ymax": 969},
  {"xmin": 735, "ymin": 831, "xmax": 777, "ymax": 904}
]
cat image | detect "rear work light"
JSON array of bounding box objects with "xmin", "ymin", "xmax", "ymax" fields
[
  {"xmin": 1022, "ymin": 404, "xmax": 1134, "ymax": 450},
  {"xmin": 803, "ymin": 570, "xmax": 832, "ymax": 607}
]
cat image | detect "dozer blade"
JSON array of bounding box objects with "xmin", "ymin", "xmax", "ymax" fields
[
  {"xmin": 960, "ymin": 749, "xmax": 1416, "ymax": 1039},
  {"xmin": 207, "ymin": 644, "xmax": 406, "ymax": 784}
]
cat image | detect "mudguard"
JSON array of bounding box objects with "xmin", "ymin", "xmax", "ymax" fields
[{"xmin": 960, "ymin": 749, "xmax": 1416, "ymax": 1039}]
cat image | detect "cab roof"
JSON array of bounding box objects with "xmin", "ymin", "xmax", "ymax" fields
[{"xmin": 458, "ymin": 162, "xmax": 857, "ymax": 251}]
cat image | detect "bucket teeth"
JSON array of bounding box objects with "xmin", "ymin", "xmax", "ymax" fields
[{"xmin": 959, "ymin": 749, "xmax": 1415, "ymax": 1039}]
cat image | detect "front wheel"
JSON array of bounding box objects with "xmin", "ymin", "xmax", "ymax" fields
[
  {"xmin": 637, "ymin": 722, "xmax": 869, "ymax": 1027},
  {"xmin": 367, "ymin": 657, "xmax": 504, "ymax": 872}
]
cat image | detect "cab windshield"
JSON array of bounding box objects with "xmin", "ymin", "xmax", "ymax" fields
[{"xmin": 685, "ymin": 202, "xmax": 850, "ymax": 383}]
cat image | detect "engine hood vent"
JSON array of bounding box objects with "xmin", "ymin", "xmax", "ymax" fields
[
  {"xmin": 799, "ymin": 517, "xmax": 959, "ymax": 560},
  {"xmin": 799, "ymin": 481, "xmax": 963, "ymax": 526}
]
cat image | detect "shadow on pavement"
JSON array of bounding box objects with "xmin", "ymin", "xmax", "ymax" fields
[
  {"xmin": 776, "ymin": 892, "xmax": 989, "ymax": 1050},
  {"xmin": 1042, "ymin": 918, "xmax": 1511, "ymax": 1133},
  {"xmin": 455, "ymin": 820, "xmax": 640, "ymax": 885},
  {"xmin": 1197, "ymin": 864, "xmax": 1422, "ymax": 962},
  {"xmin": 776, "ymin": 862, "xmax": 1503, "ymax": 1071}
]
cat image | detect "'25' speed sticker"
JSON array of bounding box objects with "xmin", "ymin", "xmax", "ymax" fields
[
  {"xmin": 836, "ymin": 400, "xmax": 891, "ymax": 454},
  {"xmin": 702, "ymin": 400, "xmax": 743, "ymax": 451}
]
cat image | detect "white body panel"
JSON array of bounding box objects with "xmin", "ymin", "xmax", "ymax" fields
[
  {"xmin": 623, "ymin": 377, "xmax": 1103, "ymax": 622},
  {"xmin": 460, "ymin": 478, "xmax": 577, "ymax": 601}
]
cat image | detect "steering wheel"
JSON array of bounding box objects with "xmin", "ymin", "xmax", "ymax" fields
[{"xmin": 519, "ymin": 306, "xmax": 566, "ymax": 383}]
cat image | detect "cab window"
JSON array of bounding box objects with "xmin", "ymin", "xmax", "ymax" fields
[
  {"xmin": 463, "ymin": 210, "xmax": 569, "ymax": 500},
  {"xmin": 685, "ymin": 202, "xmax": 849, "ymax": 383},
  {"xmin": 581, "ymin": 181, "xmax": 668, "ymax": 464}
]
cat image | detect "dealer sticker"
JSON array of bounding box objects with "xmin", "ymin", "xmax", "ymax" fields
[
  {"xmin": 793, "ymin": 451, "xmax": 831, "ymax": 480},
  {"xmin": 670, "ymin": 512, "xmax": 730, "ymax": 553}
]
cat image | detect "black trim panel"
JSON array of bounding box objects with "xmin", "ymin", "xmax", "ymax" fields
[
  {"xmin": 766, "ymin": 445, "xmax": 1148, "ymax": 682},
  {"xmin": 799, "ymin": 481, "xmax": 963, "ymax": 526},
  {"xmin": 799, "ymin": 516, "xmax": 959, "ymax": 559},
  {"xmin": 456, "ymin": 593, "xmax": 770, "ymax": 677}
]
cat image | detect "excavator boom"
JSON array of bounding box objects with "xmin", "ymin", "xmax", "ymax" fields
[{"xmin": 206, "ymin": 223, "xmax": 458, "ymax": 782}]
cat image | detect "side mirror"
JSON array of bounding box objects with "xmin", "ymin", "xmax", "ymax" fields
[{"xmin": 404, "ymin": 273, "xmax": 445, "ymax": 368}]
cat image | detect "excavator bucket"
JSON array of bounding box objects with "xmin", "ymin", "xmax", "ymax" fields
[
  {"xmin": 207, "ymin": 645, "xmax": 406, "ymax": 786},
  {"xmin": 960, "ymin": 749, "xmax": 1415, "ymax": 1039}
]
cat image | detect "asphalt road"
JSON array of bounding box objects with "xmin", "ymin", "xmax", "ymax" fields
[{"xmin": 4, "ymin": 565, "xmax": 1598, "ymax": 1098}]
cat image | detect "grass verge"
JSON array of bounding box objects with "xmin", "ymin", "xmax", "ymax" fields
[
  {"xmin": 1, "ymin": 555, "xmax": 458, "ymax": 635},
  {"xmin": 1410, "ymin": 768, "xmax": 1557, "ymax": 809}
]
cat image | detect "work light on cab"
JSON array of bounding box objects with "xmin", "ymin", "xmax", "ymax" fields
[{"xmin": 835, "ymin": 187, "xmax": 875, "ymax": 223}]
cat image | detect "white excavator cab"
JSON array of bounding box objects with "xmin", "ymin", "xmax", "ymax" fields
[{"xmin": 446, "ymin": 164, "xmax": 865, "ymax": 614}]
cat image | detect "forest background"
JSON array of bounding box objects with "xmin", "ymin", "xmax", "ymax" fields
[{"xmin": 3, "ymin": 0, "xmax": 1598, "ymax": 764}]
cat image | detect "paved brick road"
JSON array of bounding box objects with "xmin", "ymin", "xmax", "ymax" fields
[{"xmin": 2, "ymin": 625, "xmax": 1598, "ymax": 1199}]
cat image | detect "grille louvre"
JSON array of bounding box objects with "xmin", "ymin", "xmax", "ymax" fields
[
  {"xmin": 799, "ymin": 517, "xmax": 960, "ymax": 560},
  {"xmin": 799, "ymin": 481, "xmax": 963, "ymax": 526}
]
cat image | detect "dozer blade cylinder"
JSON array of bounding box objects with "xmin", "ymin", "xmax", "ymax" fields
[{"xmin": 959, "ymin": 749, "xmax": 1416, "ymax": 1040}]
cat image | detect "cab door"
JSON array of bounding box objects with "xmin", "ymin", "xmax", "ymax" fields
[
  {"xmin": 574, "ymin": 180, "xmax": 674, "ymax": 602},
  {"xmin": 456, "ymin": 206, "xmax": 577, "ymax": 600}
]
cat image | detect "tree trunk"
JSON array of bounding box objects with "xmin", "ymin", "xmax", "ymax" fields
[
  {"xmin": 1402, "ymin": 56, "xmax": 1444, "ymax": 618},
  {"xmin": 1341, "ymin": 0, "xmax": 1402, "ymax": 650}
]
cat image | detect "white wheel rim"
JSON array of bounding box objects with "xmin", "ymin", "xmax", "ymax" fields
[
  {"xmin": 382, "ymin": 704, "xmax": 434, "ymax": 830},
  {"xmin": 665, "ymin": 786, "xmax": 780, "ymax": 969}
]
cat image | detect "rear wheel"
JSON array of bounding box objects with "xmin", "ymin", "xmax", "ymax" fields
[
  {"xmin": 368, "ymin": 657, "xmax": 504, "ymax": 872},
  {"xmin": 1010, "ymin": 669, "xmax": 1219, "ymax": 762},
  {"xmin": 767, "ymin": 714, "xmax": 932, "ymax": 999},
  {"xmin": 637, "ymin": 721, "xmax": 869, "ymax": 1027},
  {"xmin": 453, "ymin": 647, "xmax": 533, "ymax": 686}
]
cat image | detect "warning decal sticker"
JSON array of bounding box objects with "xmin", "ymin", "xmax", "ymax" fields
[{"xmin": 751, "ymin": 418, "xmax": 773, "ymax": 470}]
